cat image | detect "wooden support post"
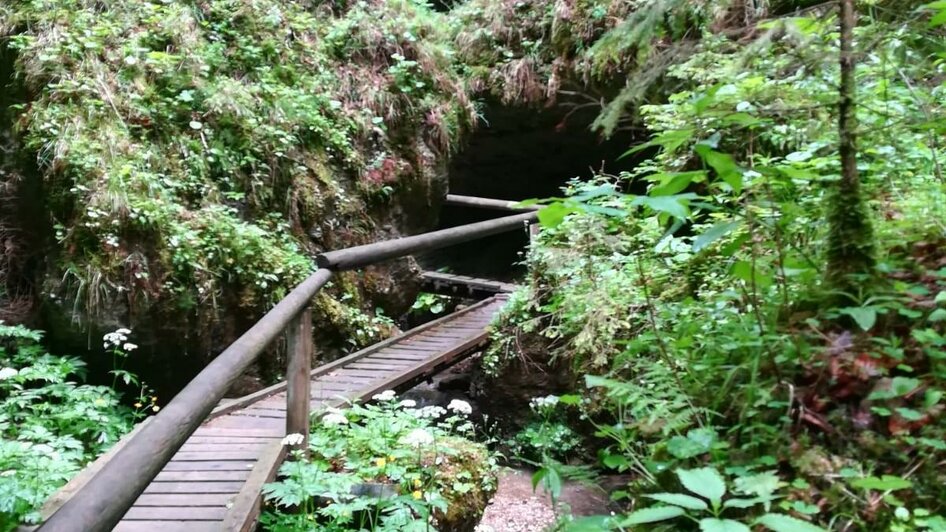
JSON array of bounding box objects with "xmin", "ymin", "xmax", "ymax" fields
[{"xmin": 286, "ymin": 307, "xmax": 312, "ymax": 456}]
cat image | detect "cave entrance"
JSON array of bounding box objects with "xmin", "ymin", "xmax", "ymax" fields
[{"xmin": 423, "ymin": 101, "xmax": 640, "ymax": 280}]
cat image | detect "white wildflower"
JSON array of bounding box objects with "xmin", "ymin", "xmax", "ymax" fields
[
  {"xmin": 447, "ymin": 399, "xmax": 472, "ymax": 415},
  {"xmin": 322, "ymin": 413, "xmax": 348, "ymax": 427},
  {"xmin": 400, "ymin": 428, "xmax": 434, "ymax": 448},
  {"xmin": 530, "ymin": 395, "xmax": 559, "ymax": 410},
  {"xmin": 103, "ymin": 328, "xmax": 131, "ymax": 347},
  {"xmin": 414, "ymin": 406, "xmax": 446, "ymax": 419},
  {"xmin": 372, "ymin": 390, "xmax": 396, "ymax": 402},
  {"xmin": 281, "ymin": 433, "xmax": 305, "ymax": 446},
  {"xmin": 0, "ymin": 367, "xmax": 18, "ymax": 381},
  {"xmin": 123, "ymin": 343, "xmax": 138, "ymax": 352},
  {"xmin": 399, "ymin": 399, "xmax": 417, "ymax": 408}
]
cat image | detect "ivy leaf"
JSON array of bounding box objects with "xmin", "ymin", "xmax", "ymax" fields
[
  {"xmin": 645, "ymin": 493, "xmax": 709, "ymax": 510},
  {"xmin": 699, "ymin": 518, "xmax": 751, "ymax": 532},
  {"xmin": 756, "ymin": 514, "xmax": 827, "ymax": 532},
  {"xmin": 620, "ymin": 506, "xmax": 686, "ymax": 525},
  {"xmin": 677, "ymin": 467, "xmax": 726, "ymax": 504}
]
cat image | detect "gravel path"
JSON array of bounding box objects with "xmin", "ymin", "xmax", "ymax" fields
[{"xmin": 476, "ymin": 469, "xmax": 610, "ymax": 532}]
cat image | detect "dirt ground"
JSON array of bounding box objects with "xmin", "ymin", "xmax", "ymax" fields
[{"xmin": 475, "ymin": 468, "xmax": 612, "ymax": 532}]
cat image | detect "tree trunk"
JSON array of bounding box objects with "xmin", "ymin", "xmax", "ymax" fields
[{"xmin": 826, "ymin": 0, "xmax": 876, "ymax": 297}]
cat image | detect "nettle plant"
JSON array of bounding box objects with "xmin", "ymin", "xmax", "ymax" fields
[
  {"xmin": 622, "ymin": 467, "xmax": 826, "ymax": 532},
  {"xmin": 262, "ymin": 391, "xmax": 496, "ymax": 532}
]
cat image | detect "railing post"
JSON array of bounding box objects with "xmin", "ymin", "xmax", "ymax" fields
[{"xmin": 286, "ymin": 306, "xmax": 312, "ymax": 456}]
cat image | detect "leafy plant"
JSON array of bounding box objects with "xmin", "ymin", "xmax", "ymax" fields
[
  {"xmin": 0, "ymin": 324, "xmax": 135, "ymax": 529},
  {"xmin": 262, "ymin": 392, "xmax": 496, "ymax": 531}
]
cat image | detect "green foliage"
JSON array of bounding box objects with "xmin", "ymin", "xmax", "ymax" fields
[
  {"xmin": 2, "ymin": 0, "xmax": 475, "ymax": 331},
  {"xmin": 487, "ymin": 3, "xmax": 946, "ymax": 529},
  {"xmin": 262, "ymin": 393, "xmax": 496, "ymax": 531},
  {"xmin": 0, "ymin": 324, "xmax": 134, "ymax": 529},
  {"xmin": 410, "ymin": 292, "xmax": 450, "ymax": 316}
]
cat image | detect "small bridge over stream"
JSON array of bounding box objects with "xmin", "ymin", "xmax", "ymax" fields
[{"xmin": 33, "ymin": 195, "xmax": 538, "ymax": 532}]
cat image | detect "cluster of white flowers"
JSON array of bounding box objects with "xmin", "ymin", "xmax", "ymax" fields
[
  {"xmin": 372, "ymin": 390, "xmax": 396, "ymax": 402},
  {"xmin": 400, "ymin": 428, "xmax": 434, "ymax": 448},
  {"xmin": 0, "ymin": 367, "xmax": 19, "ymax": 381},
  {"xmin": 399, "ymin": 399, "xmax": 417, "ymax": 408},
  {"xmin": 103, "ymin": 328, "xmax": 137, "ymax": 351},
  {"xmin": 322, "ymin": 412, "xmax": 349, "ymax": 427},
  {"xmin": 281, "ymin": 433, "xmax": 305, "ymax": 446},
  {"xmin": 447, "ymin": 399, "xmax": 472, "ymax": 415},
  {"xmin": 414, "ymin": 405, "xmax": 446, "ymax": 419},
  {"xmin": 530, "ymin": 395, "xmax": 559, "ymax": 410}
]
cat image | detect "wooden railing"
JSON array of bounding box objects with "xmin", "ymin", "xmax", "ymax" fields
[{"xmin": 37, "ymin": 206, "xmax": 537, "ymax": 532}]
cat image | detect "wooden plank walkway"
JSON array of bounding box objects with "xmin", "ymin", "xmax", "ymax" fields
[
  {"xmin": 42, "ymin": 295, "xmax": 507, "ymax": 532},
  {"xmin": 420, "ymin": 271, "xmax": 518, "ymax": 296}
]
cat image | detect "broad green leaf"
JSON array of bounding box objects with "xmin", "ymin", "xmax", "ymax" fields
[
  {"xmin": 756, "ymin": 514, "xmax": 827, "ymax": 532},
  {"xmin": 868, "ymin": 376, "xmax": 920, "ymax": 400},
  {"xmin": 558, "ymin": 394, "xmax": 581, "ymax": 405},
  {"xmin": 602, "ymin": 453, "xmax": 629, "ymax": 470},
  {"xmin": 693, "ymin": 221, "xmax": 740, "ymax": 252},
  {"xmin": 839, "ymin": 307, "xmax": 877, "ymax": 331},
  {"xmin": 677, "ymin": 467, "xmax": 726, "ymax": 503},
  {"xmin": 635, "ymin": 195, "xmax": 690, "ymax": 221},
  {"xmin": 645, "ymin": 493, "xmax": 708, "ymax": 510},
  {"xmin": 699, "ymin": 518, "xmax": 751, "ymax": 532},
  {"xmin": 563, "ymin": 516, "xmax": 612, "ymax": 532},
  {"xmin": 621, "ymin": 129, "xmax": 694, "ymax": 159},
  {"xmin": 537, "ymin": 203, "xmax": 576, "ymax": 228},
  {"xmin": 650, "ymin": 171, "xmax": 703, "ymax": 196},
  {"xmin": 934, "ymin": 291, "xmax": 946, "ymax": 304},
  {"xmin": 930, "ymin": 308, "xmax": 946, "ymax": 322},
  {"xmin": 621, "ymin": 506, "xmax": 686, "ymax": 525},
  {"xmin": 695, "ymin": 144, "xmax": 743, "ymax": 194},
  {"xmin": 532, "ymin": 465, "xmax": 563, "ymax": 499},
  {"xmin": 850, "ymin": 475, "xmax": 913, "ymax": 491},
  {"xmin": 734, "ymin": 471, "xmax": 782, "ymax": 498},
  {"xmin": 895, "ymin": 407, "xmax": 924, "ymax": 421},
  {"xmin": 724, "ymin": 497, "xmax": 763, "ymax": 509}
]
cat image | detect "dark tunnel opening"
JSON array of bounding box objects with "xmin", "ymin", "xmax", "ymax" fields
[{"xmin": 420, "ymin": 101, "xmax": 642, "ymax": 281}]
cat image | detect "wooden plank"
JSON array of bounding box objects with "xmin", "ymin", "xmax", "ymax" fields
[
  {"xmin": 185, "ymin": 436, "xmax": 279, "ymax": 444},
  {"xmin": 133, "ymin": 493, "xmax": 234, "ymax": 507},
  {"xmin": 235, "ymin": 408, "xmax": 287, "ymax": 419},
  {"xmin": 143, "ymin": 482, "xmax": 246, "ymax": 494},
  {"xmin": 162, "ymin": 461, "xmax": 257, "ymax": 472},
  {"xmin": 123, "ymin": 506, "xmax": 227, "ymax": 521},
  {"xmin": 208, "ymin": 297, "xmax": 500, "ymax": 419},
  {"xmin": 205, "ymin": 415, "xmax": 286, "ymax": 431},
  {"xmin": 178, "ymin": 443, "xmax": 269, "ymax": 453},
  {"xmin": 355, "ymin": 358, "xmax": 416, "ymax": 367},
  {"xmin": 154, "ymin": 470, "xmax": 251, "ymax": 482},
  {"xmin": 192, "ymin": 427, "xmax": 282, "ymax": 438},
  {"xmin": 113, "ymin": 521, "xmax": 221, "ymax": 532},
  {"xmin": 171, "ymin": 451, "xmax": 263, "ymax": 461},
  {"xmin": 222, "ymin": 441, "xmax": 286, "ymax": 532}
]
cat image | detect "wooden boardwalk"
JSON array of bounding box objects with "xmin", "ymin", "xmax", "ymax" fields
[
  {"xmin": 420, "ymin": 271, "xmax": 518, "ymax": 296},
  {"xmin": 42, "ymin": 295, "xmax": 507, "ymax": 532}
]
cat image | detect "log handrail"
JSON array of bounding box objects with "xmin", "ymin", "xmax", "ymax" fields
[
  {"xmin": 37, "ymin": 209, "xmax": 538, "ymax": 532},
  {"xmin": 443, "ymin": 194, "xmax": 541, "ymax": 212}
]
